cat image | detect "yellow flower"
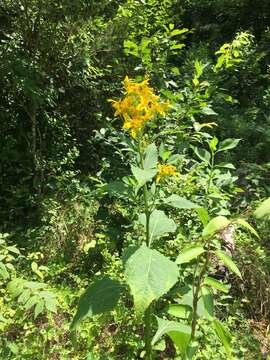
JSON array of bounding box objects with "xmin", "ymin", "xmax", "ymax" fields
[
  {"xmin": 109, "ymin": 76, "xmax": 170, "ymax": 138},
  {"xmin": 156, "ymin": 164, "xmax": 180, "ymax": 183}
]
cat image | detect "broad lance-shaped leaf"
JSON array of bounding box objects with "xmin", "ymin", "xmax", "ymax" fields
[
  {"xmin": 202, "ymin": 216, "xmax": 230, "ymax": 237},
  {"xmin": 164, "ymin": 194, "xmax": 201, "ymax": 209},
  {"xmin": 131, "ymin": 166, "xmax": 157, "ymax": 189},
  {"xmin": 201, "ymin": 287, "xmax": 214, "ymax": 320},
  {"xmin": 215, "ymin": 250, "xmax": 242, "ymax": 278},
  {"xmin": 204, "ymin": 277, "xmax": 229, "ymax": 293},
  {"xmin": 236, "ymin": 218, "xmax": 259, "ymax": 238},
  {"xmin": 213, "ymin": 319, "xmax": 232, "ymax": 355},
  {"xmin": 71, "ymin": 276, "xmax": 124, "ymax": 329},
  {"xmin": 138, "ymin": 210, "xmax": 176, "ymax": 245},
  {"xmin": 124, "ymin": 245, "xmax": 178, "ymax": 313},
  {"xmin": 254, "ymin": 197, "xmax": 270, "ymax": 219},
  {"xmin": 217, "ymin": 138, "xmax": 240, "ymax": 152},
  {"xmin": 176, "ymin": 245, "xmax": 205, "ymax": 264},
  {"xmin": 152, "ymin": 317, "xmax": 191, "ymax": 358},
  {"xmin": 144, "ymin": 143, "xmax": 158, "ymax": 170},
  {"xmin": 192, "ymin": 146, "xmax": 211, "ymax": 163},
  {"xmin": 196, "ymin": 207, "xmax": 209, "ymax": 227}
]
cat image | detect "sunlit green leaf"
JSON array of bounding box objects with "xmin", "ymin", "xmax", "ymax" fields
[
  {"xmin": 138, "ymin": 210, "xmax": 176, "ymax": 245},
  {"xmin": 124, "ymin": 245, "xmax": 178, "ymax": 313},
  {"xmin": 254, "ymin": 198, "xmax": 270, "ymax": 219},
  {"xmin": 204, "ymin": 277, "xmax": 229, "ymax": 293},
  {"xmin": 203, "ymin": 216, "xmax": 230, "ymax": 237},
  {"xmin": 176, "ymin": 245, "xmax": 205, "ymax": 264},
  {"xmin": 215, "ymin": 250, "xmax": 242, "ymax": 278}
]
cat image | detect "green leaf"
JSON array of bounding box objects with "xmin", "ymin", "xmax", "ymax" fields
[
  {"xmin": 254, "ymin": 198, "xmax": 270, "ymax": 219},
  {"xmin": 164, "ymin": 194, "xmax": 200, "ymax": 209},
  {"xmin": 0, "ymin": 263, "xmax": 9, "ymax": 279},
  {"xmin": 152, "ymin": 317, "xmax": 191, "ymax": 358},
  {"xmin": 192, "ymin": 147, "xmax": 211, "ymax": 163},
  {"xmin": 202, "ymin": 216, "xmax": 230, "ymax": 237},
  {"xmin": 34, "ymin": 300, "xmax": 44, "ymax": 319},
  {"xmin": 7, "ymin": 278, "xmax": 24, "ymax": 298},
  {"xmin": 131, "ymin": 166, "xmax": 157, "ymax": 189},
  {"xmin": 18, "ymin": 289, "xmax": 31, "ymax": 304},
  {"xmin": 195, "ymin": 208, "xmax": 210, "ymax": 227},
  {"xmin": 124, "ymin": 245, "xmax": 178, "ymax": 313},
  {"xmin": 213, "ymin": 319, "xmax": 232, "ymax": 355},
  {"xmin": 217, "ymin": 138, "xmax": 241, "ymax": 152},
  {"xmin": 144, "ymin": 143, "xmax": 158, "ymax": 170},
  {"xmin": 167, "ymin": 304, "xmax": 192, "ymax": 319},
  {"xmin": 215, "ymin": 250, "xmax": 242, "ymax": 278},
  {"xmin": 138, "ymin": 210, "xmax": 176, "ymax": 245},
  {"xmin": 209, "ymin": 137, "xmax": 219, "ymax": 152},
  {"xmin": 194, "ymin": 59, "xmax": 204, "ymax": 78},
  {"xmin": 104, "ymin": 181, "xmax": 130, "ymax": 197},
  {"xmin": 236, "ymin": 218, "xmax": 259, "ymax": 238},
  {"xmin": 204, "ymin": 277, "xmax": 229, "ymax": 293},
  {"xmin": 201, "ymin": 287, "xmax": 214, "ymax": 319},
  {"xmin": 24, "ymin": 296, "xmax": 38, "ymax": 311},
  {"xmin": 71, "ymin": 276, "xmax": 123, "ymax": 329},
  {"xmin": 216, "ymin": 162, "xmax": 236, "ymax": 169},
  {"xmin": 176, "ymin": 245, "xmax": 205, "ymax": 264},
  {"xmin": 170, "ymin": 28, "xmax": 189, "ymax": 37},
  {"xmin": 201, "ymin": 106, "xmax": 217, "ymax": 116}
]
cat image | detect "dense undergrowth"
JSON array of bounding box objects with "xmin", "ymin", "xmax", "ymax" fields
[{"xmin": 0, "ymin": 0, "xmax": 270, "ymax": 359}]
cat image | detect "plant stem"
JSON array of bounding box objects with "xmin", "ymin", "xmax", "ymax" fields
[
  {"xmin": 138, "ymin": 138, "xmax": 152, "ymax": 359},
  {"xmin": 144, "ymin": 305, "xmax": 152, "ymax": 360},
  {"xmin": 191, "ymin": 252, "xmax": 210, "ymax": 340}
]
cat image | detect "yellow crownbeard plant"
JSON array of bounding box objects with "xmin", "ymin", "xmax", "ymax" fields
[
  {"xmin": 109, "ymin": 76, "xmax": 170, "ymax": 138},
  {"xmin": 156, "ymin": 164, "xmax": 180, "ymax": 183}
]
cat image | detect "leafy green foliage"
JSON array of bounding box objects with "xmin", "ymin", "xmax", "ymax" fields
[
  {"xmin": 0, "ymin": 0, "xmax": 269, "ymax": 358},
  {"xmin": 7, "ymin": 278, "xmax": 58, "ymax": 319}
]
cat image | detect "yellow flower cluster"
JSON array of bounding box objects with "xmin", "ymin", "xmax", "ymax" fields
[
  {"xmin": 156, "ymin": 164, "xmax": 180, "ymax": 183},
  {"xmin": 109, "ymin": 76, "xmax": 170, "ymax": 138}
]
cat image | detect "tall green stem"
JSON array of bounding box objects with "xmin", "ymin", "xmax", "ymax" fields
[
  {"xmin": 138, "ymin": 138, "xmax": 152, "ymax": 359},
  {"xmin": 191, "ymin": 249, "xmax": 210, "ymax": 340},
  {"xmin": 190, "ymin": 151, "xmax": 215, "ymax": 343}
]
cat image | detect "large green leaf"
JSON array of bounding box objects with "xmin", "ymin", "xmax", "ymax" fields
[
  {"xmin": 71, "ymin": 276, "xmax": 124, "ymax": 329},
  {"xmin": 215, "ymin": 250, "xmax": 242, "ymax": 278},
  {"xmin": 152, "ymin": 317, "xmax": 191, "ymax": 358},
  {"xmin": 213, "ymin": 319, "xmax": 232, "ymax": 355},
  {"xmin": 217, "ymin": 138, "xmax": 240, "ymax": 152},
  {"xmin": 131, "ymin": 166, "xmax": 157, "ymax": 189},
  {"xmin": 124, "ymin": 245, "xmax": 178, "ymax": 313},
  {"xmin": 202, "ymin": 216, "xmax": 230, "ymax": 237},
  {"xmin": 176, "ymin": 245, "xmax": 205, "ymax": 264},
  {"xmin": 254, "ymin": 198, "xmax": 270, "ymax": 219},
  {"xmin": 236, "ymin": 218, "xmax": 259, "ymax": 238},
  {"xmin": 138, "ymin": 210, "xmax": 176, "ymax": 245},
  {"xmin": 144, "ymin": 143, "xmax": 158, "ymax": 170},
  {"xmin": 164, "ymin": 194, "xmax": 200, "ymax": 209}
]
